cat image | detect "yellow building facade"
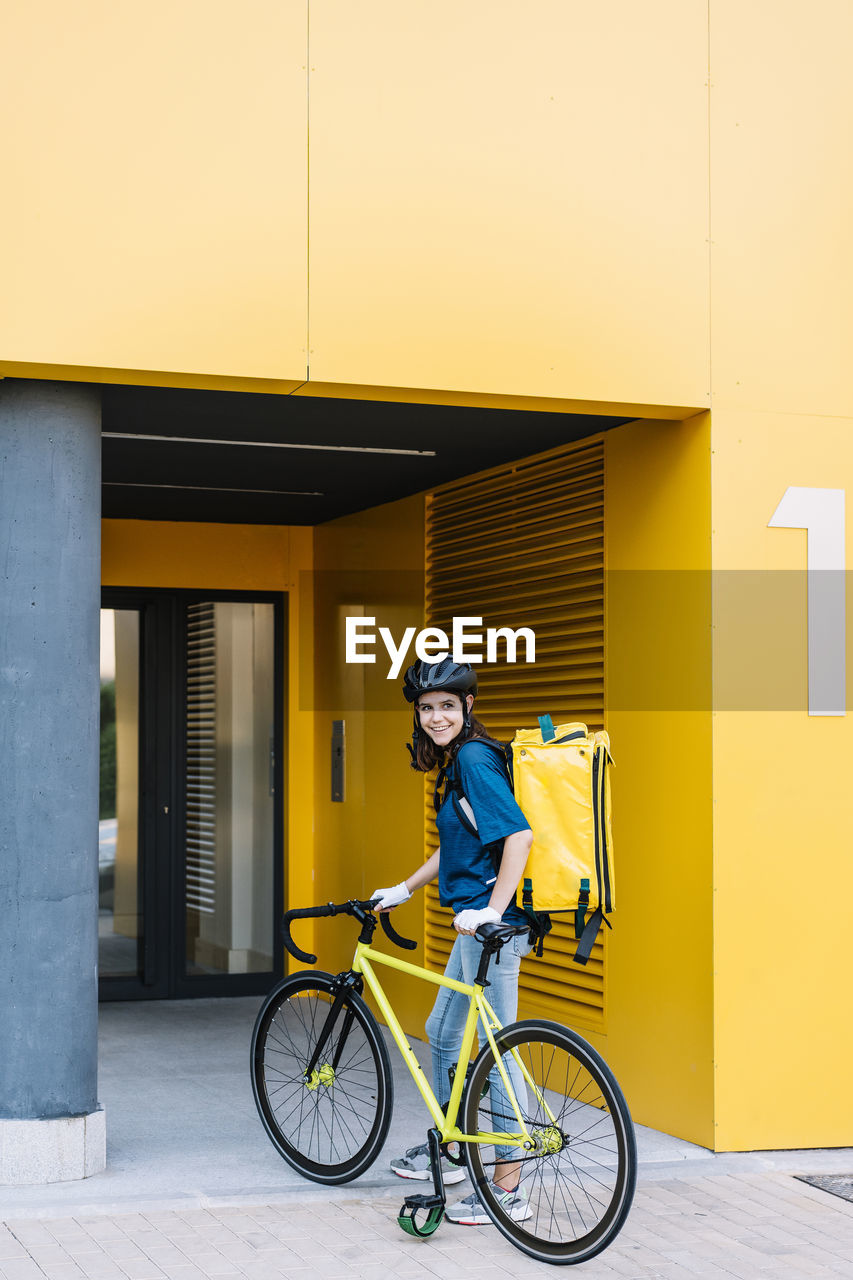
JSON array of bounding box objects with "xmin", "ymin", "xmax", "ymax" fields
[{"xmin": 2, "ymin": 2, "xmax": 851, "ymax": 1153}]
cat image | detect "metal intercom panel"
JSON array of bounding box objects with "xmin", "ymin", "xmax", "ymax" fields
[{"xmin": 331, "ymin": 719, "xmax": 345, "ymax": 802}]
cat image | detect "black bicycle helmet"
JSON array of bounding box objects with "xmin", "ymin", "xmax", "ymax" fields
[{"xmin": 402, "ymin": 658, "xmax": 478, "ymax": 703}]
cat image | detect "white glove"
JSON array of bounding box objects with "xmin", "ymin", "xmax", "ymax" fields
[
  {"xmin": 370, "ymin": 882, "xmax": 412, "ymax": 911},
  {"xmin": 454, "ymin": 906, "xmax": 501, "ymax": 935}
]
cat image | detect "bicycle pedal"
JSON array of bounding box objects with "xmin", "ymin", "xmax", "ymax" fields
[{"xmin": 398, "ymin": 1193, "xmax": 445, "ymax": 1238}]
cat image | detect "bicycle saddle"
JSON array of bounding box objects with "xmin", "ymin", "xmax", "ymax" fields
[{"xmin": 475, "ymin": 921, "xmax": 530, "ymax": 947}]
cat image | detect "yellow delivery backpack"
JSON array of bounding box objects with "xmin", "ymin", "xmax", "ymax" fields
[
  {"xmin": 437, "ymin": 714, "xmax": 614, "ymax": 965},
  {"xmin": 510, "ymin": 716, "xmax": 614, "ymax": 965}
]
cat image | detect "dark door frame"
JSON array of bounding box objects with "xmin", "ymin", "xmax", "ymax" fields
[{"xmin": 99, "ymin": 586, "xmax": 286, "ymax": 1001}]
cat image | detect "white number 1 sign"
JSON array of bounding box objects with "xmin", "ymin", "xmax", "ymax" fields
[{"xmin": 768, "ymin": 487, "xmax": 846, "ymax": 717}]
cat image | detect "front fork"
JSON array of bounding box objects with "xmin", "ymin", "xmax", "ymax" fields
[
  {"xmin": 302, "ymin": 971, "xmax": 363, "ymax": 1083},
  {"xmin": 304, "ymin": 910, "xmax": 379, "ymax": 1084}
]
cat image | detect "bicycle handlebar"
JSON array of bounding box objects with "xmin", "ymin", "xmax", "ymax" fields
[
  {"xmin": 379, "ymin": 910, "xmax": 418, "ymax": 952},
  {"xmin": 279, "ymin": 903, "xmax": 334, "ymax": 964},
  {"xmin": 280, "ymin": 899, "xmax": 418, "ymax": 965}
]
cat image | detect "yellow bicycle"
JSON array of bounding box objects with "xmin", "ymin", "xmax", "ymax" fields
[{"xmin": 250, "ymin": 899, "xmax": 636, "ymax": 1266}]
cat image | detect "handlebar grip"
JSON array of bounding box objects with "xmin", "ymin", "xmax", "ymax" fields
[
  {"xmin": 281, "ymin": 904, "xmax": 336, "ymax": 965},
  {"xmin": 380, "ymin": 912, "xmax": 418, "ymax": 951}
]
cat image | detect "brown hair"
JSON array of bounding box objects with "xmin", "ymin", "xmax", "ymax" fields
[{"xmin": 409, "ymin": 695, "xmax": 493, "ymax": 773}]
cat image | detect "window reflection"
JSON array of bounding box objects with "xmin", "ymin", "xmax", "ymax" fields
[
  {"xmin": 185, "ymin": 601, "xmax": 275, "ymax": 976},
  {"xmin": 99, "ymin": 608, "xmax": 141, "ymax": 978}
]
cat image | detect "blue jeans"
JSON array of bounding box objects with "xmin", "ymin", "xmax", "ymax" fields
[{"xmin": 425, "ymin": 931, "xmax": 532, "ymax": 1159}]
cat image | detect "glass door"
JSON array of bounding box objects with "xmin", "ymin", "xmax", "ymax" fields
[
  {"xmin": 182, "ymin": 600, "xmax": 277, "ymax": 982},
  {"xmin": 99, "ymin": 606, "xmax": 146, "ymax": 986},
  {"xmin": 99, "ymin": 590, "xmax": 284, "ymax": 1000}
]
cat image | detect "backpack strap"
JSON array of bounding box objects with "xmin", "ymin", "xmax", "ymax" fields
[
  {"xmin": 432, "ymin": 765, "xmax": 447, "ymax": 814},
  {"xmin": 441, "ymin": 740, "xmax": 530, "ymax": 917},
  {"xmin": 520, "ymin": 876, "xmax": 552, "ymax": 957},
  {"xmin": 451, "ymin": 792, "xmax": 480, "ymax": 839},
  {"xmin": 573, "ymin": 908, "xmax": 612, "ymax": 966},
  {"xmin": 442, "ymin": 739, "xmax": 510, "ymax": 839},
  {"xmin": 575, "ymin": 878, "xmax": 590, "ymax": 940}
]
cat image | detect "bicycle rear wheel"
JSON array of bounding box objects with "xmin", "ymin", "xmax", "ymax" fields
[
  {"xmin": 251, "ymin": 971, "xmax": 393, "ymax": 1184},
  {"xmin": 463, "ymin": 1018, "xmax": 636, "ymax": 1265}
]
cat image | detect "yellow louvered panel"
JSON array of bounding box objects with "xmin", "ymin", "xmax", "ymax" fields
[
  {"xmin": 430, "ymin": 511, "xmax": 604, "ymax": 566},
  {"xmin": 423, "ymin": 439, "xmax": 606, "ymax": 1031}
]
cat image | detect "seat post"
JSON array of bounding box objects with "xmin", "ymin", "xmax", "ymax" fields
[{"xmin": 474, "ymin": 941, "xmax": 498, "ymax": 987}]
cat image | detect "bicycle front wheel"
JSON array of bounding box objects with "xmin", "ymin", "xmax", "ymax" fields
[
  {"xmin": 463, "ymin": 1019, "xmax": 636, "ymax": 1265},
  {"xmin": 251, "ymin": 972, "xmax": 393, "ymax": 1184}
]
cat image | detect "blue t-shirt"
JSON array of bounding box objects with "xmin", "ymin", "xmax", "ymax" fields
[{"xmin": 436, "ymin": 739, "xmax": 531, "ymax": 923}]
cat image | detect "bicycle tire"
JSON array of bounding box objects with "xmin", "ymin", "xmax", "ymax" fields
[
  {"xmin": 251, "ymin": 971, "xmax": 393, "ymax": 1184},
  {"xmin": 463, "ymin": 1018, "xmax": 636, "ymax": 1265}
]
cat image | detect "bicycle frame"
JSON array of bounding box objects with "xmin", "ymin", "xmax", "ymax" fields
[
  {"xmin": 261, "ymin": 902, "xmax": 637, "ymax": 1262},
  {"xmin": 352, "ymin": 940, "xmax": 555, "ymax": 1150}
]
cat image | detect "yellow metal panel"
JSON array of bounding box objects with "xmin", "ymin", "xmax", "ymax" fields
[
  {"xmin": 102, "ymin": 521, "xmax": 295, "ymax": 592},
  {"xmin": 309, "ymin": 1, "xmax": 710, "ymax": 406},
  {"xmin": 287, "ymin": 526, "xmax": 318, "ymax": 943},
  {"xmin": 0, "ymin": 362, "xmax": 307, "ymax": 396},
  {"xmin": 706, "ymin": 0, "xmax": 853, "ymax": 1148},
  {"xmin": 711, "ymin": 409, "xmax": 853, "ymax": 1149},
  {"xmin": 0, "ymin": 3, "xmax": 307, "ymax": 379},
  {"xmin": 424, "ymin": 440, "xmax": 607, "ymax": 1028},
  {"xmin": 294, "ymin": 382, "xmax": 705, "ymax": 421},
  {"xmin": 710, "ymin": 0, "xmax": 853, "ymax": 418},
  {"xmin": 0, "ymin": 365, "xmax": 702, "ymax": 415},
  {"xmin": 309, "ymin": 496, "xmax": 432, "ymax": 1035},
  {"xmin": 605, "ymin": 416, "xmax": 715, "ymax": 1149}
]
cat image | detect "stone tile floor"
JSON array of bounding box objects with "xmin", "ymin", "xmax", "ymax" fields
[
  {"xmin": 2, "ymin": 1169, "xmax": 853, "ymax": 1280},
  {"xmin": 3, "ymin": 999, "xmax": 851, "ymax": 1277}
]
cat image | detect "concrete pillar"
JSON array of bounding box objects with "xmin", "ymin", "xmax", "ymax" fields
[{"xmin": 0, "ymin": 379, "xmax": 105, "ymax": 1184}]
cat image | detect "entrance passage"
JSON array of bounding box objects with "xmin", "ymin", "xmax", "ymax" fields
[{"xmin": 98, "ymin": 590, "xmax": 285, "ymax": 999}]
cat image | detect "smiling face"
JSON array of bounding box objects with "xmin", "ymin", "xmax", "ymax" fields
[{"xmin": 415, "ymin": 690, "xmax": 474, "ymax": 749}]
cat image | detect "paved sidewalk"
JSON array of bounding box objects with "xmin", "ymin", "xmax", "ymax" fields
[
  {"xmin": 1, "ymin": 998, "xmax": 852, "ymax": 1278},
  {"xmin": 0, "ymin": 998, "xmax": 714, "ymax": 1219},
  {"xmin": 2, "ymin": 1170, "xmax": 853, "ymax": 1280}
]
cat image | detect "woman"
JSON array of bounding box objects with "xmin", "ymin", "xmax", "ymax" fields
[{"xmin": 371, "ymin": 657, "xmax": 534, "ymax": 1227}]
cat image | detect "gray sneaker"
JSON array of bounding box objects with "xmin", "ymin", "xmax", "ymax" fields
[
  {"xmin": 445, "ymin": 1180, "xmax": 533, "ymax": 1226},
  {"xmin": 390, "ymin": 1142, "xmax": 466, "ymax": 1185}
]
